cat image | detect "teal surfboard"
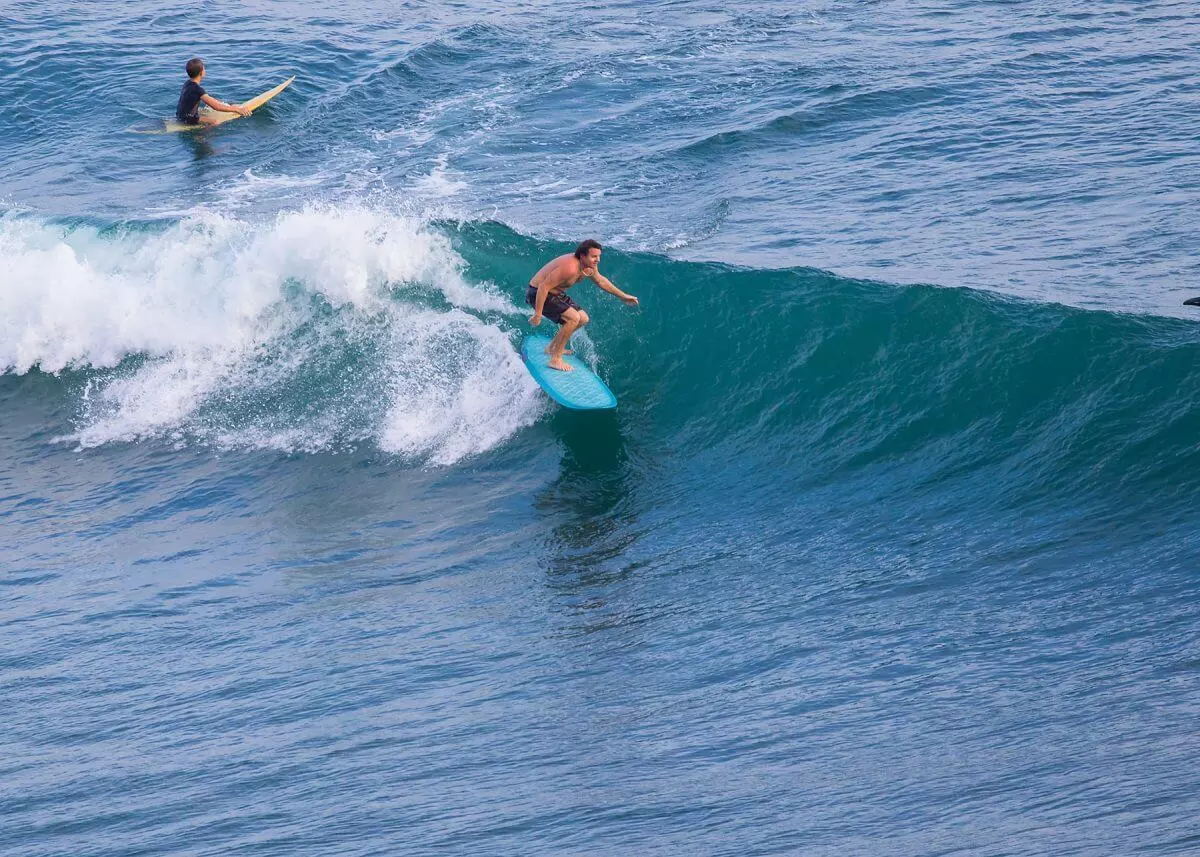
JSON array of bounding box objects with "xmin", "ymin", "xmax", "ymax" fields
[{"xmin": 521, "ymin": 335, "xmax": 617, "ymax": 410}]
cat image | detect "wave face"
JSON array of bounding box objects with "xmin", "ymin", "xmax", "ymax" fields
[
  {"xmin": 11, "ymin": 209, "xmax": 1199, "ymax": 510},
  {"xmin": 455, "ymin": 221, "xmax": 1200, "ymax": 525}
]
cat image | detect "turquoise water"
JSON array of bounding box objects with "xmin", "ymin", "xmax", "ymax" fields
[{"xmin": 3, "ymin": 2, "xmax": 1200, "ymax": 855}]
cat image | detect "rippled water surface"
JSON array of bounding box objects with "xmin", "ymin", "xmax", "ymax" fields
[{"xmin": 3, "ymin": 2, "xmax": 1199, "ymax": 855}]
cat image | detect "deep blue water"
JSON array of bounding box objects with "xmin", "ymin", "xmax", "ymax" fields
[{"xmin": 3, "ymin": 2, "xmax": 1200, "ymax": 855}]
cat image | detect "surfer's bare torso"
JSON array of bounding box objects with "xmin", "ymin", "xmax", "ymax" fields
[
  {"xmin": 526, "ymin": 242, "xmax": 638, "ymax": 371},
  {"xmin": 529, "ymin": 253, "xmax": 593, "ymax": 295}
]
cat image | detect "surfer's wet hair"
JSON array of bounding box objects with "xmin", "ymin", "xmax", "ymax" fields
[
  {"xmin": 574, "ymin": 239, "xmax": 602, "ymax": 259},
  {"xmin": 186, "ymin": 57, "xmax": 205, "ymax": 78}
]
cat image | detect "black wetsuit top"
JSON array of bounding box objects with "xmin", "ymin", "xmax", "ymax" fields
[{"xmin": 176, "ymin": 80, "xmax": 206, "ymax": 123}]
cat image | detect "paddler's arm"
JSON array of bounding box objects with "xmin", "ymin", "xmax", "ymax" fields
[
  {"xmin": 201, "ymin": 94, "xmax": 252, "ymax": 117},
  {"xmin": 589, "ymin": 270, "xmax": 638, "ymax": 306}
]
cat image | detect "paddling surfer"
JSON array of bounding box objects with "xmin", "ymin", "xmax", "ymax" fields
[
  {"xmin": 176, "ymin": 58, "xmax": 250, "ymax": 126},
  {"xmin": 527, "ymin": 240, "xmax": 638, "ymax": 371}
]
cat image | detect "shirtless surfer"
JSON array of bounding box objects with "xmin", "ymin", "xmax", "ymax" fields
[{"xmin": 527, "ymin": 239, "xmax": 638, "ymax": 371}]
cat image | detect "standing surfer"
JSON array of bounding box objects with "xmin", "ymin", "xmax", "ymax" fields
[{"xmin": 527, "ymin": 240, "xmax": 638, "ymax": 371}]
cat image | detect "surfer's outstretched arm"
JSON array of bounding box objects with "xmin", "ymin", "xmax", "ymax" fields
[{"xmin": 589, "ymin": 270, "xmax": 638, "ymax": 306}]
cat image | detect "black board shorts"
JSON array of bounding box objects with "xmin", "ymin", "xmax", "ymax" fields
[{"xmin": 526, "ymin": 285, "xmax": 580, "ymax": 325}]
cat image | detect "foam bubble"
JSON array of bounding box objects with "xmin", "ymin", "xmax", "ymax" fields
[
  {"xmin": 1, "ymin": 206, "xmax": 542, "ymax": 464},
  {"xmin": 412, "ymin": 153, "xmax": 469, "ymax": 200},
  {"xmin": 380, "ymin": 309, "xmax": 545, "ymax": 464}
]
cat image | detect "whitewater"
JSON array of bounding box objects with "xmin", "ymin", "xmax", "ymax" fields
[
  {"xmin": 0, "ymin": 208, "xmax": 540, "ymax": 461},
  {"xmin": 3, "ymin": 2, "xmax": 1199, "ymax": 856}
]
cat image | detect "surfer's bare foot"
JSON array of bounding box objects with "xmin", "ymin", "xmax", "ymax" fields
[{"xmin": 548, "ymin": 356, "xmax": 574, "ymax": 372}]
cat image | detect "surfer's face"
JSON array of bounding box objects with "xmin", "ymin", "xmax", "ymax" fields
[{"xmin": 583, "ymin": 248, "xmax": 601, "ymax": 269}]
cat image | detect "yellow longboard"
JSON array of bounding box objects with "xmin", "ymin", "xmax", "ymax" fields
[{"xmin": 161, "ymin": 76, "xmax": 295, "ymax": 133}]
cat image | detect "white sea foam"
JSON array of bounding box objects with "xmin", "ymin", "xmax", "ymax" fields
[
  {"xmin": 211, "ymin": 168, "xmax": 334, "ymax": 210},
  {"xmin": 0, "ymin": 207, "xmax": 542, "ymax": 463},
  {"xmin": 412, "ymin": 153, "xmax": 469, "ymax": 200}
]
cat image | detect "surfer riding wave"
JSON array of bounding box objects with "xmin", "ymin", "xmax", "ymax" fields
[{"xmin": 527, "ymin": 239, "xmax": 638, "ymax": 371}]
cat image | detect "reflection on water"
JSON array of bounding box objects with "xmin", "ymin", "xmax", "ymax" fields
[
  {"xmin": 182, "ymin": 130, "xmax": 217, "ymax": 160},
  {"xmin": 539, "ymin": 409, "xmax": 632, "ymax": 554},
  {"xmin": 534, "ymin": 407, "xmax": 665, "ymax": 641}
]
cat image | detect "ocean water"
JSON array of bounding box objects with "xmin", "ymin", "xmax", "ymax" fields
[{"xmin": 3, "ymin": 2, "xmax": 1199, "ymax": 855}]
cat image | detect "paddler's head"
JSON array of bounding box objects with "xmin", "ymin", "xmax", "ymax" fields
[{"xmin": 186, "ymin": 57, "xmax": 205, "ymax": 83}]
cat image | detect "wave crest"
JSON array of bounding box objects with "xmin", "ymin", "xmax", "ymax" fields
[{"xmin": 1, "ymin": 207, "xmax": 539, "ymax": 463}]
